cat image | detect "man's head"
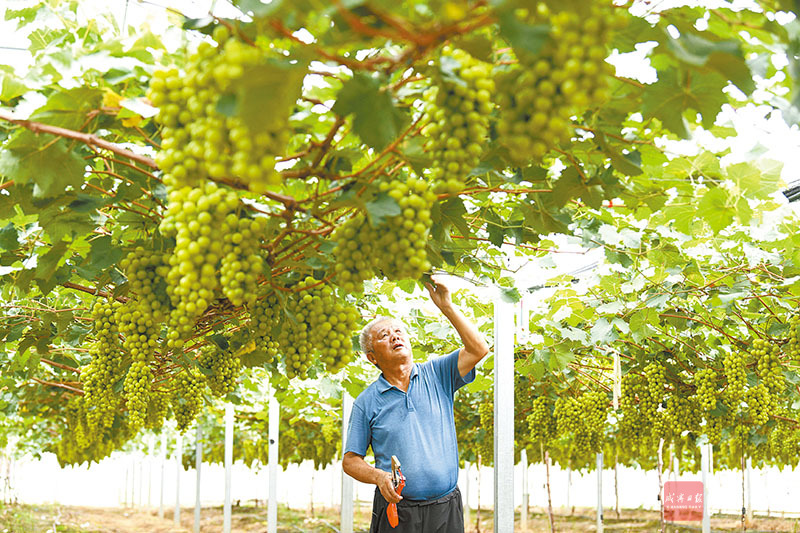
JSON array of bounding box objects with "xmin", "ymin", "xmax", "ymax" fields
[{"xmin": 360, "ymin": 316, "xmax": 412, "ymax": 370}]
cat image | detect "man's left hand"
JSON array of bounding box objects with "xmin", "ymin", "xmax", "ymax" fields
[{"xmin": 425, "ymin": 274, "xmax": 452, "ymax": 311}]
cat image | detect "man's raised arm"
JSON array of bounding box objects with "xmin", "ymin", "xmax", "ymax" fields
[{"xmin": 425, "ymin": 275, "xmax": 490, "ymax": 377}]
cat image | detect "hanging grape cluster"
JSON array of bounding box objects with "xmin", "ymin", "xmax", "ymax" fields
[
  {"xmin": 693, "ymin": 368, "xmax": 718, "ymax": 413},
  {"xmin": 642, "ymin": 362, "xmax": 665, "ymax": 417},
  {"xmin": 723, "ymin": 350, "xmax": 747, "ymax": 405},
  {"xmin": 495, "ymin": 2, "xmax": 625, "ymax": 163},
  {"xmin": 219, "ymin": 215, "xmax": 265, "ymax": 307},
  {"xmin": 787, "ymin": 315, "xmax": 800, "ymax": 360},
  {"xmin": 527, "ymin": 396, "xmax": 556, "ymax": 445},
  {"xmin": 160, "ymin": 183, "xmax": 262, "ymax": 347},
  {"xmin": 148, "ymin": 27, "xmax": 288, "ymax": 193},
  {"xmin": 81, "ymin": 299, "xmax": 123, "ymax": 432},
  {"xmin": 272, "ymin": 277, "xmax": 361, "ymax": 379},
  {"xmin": 116, "ymin": 248, "xmax": 171, "ymax": 430},
  {"xmin": 172, "ymin": 367, "xmax": 207, "ymax": 432},
  {"xmin": 146, "ymin": 390, "xmax": 170, "ymax": 430},
  {"xmin": 251, "ymin": 293, "xmax": 281, "ymax": 365},
  {"xmin": 555, "ymin": 391, "xmax": 607, "ymax": 455},
  {"xmin": 421, "ymin": 46, "xmax": 494, "ymax": 193},
  {"xmin": 477, "ymin": 398, "xmax": 493, "ymax": 462},
  {"xmin": 333, "ymin": 177, "xmax": 436, "ymax": 292},
  {"xmin": 754, "ymin": 338, "xmax": 784, "ymax": 394},
  {"xmin": 198, "ymin": 343, "xmax": 242, "ymax": 397}
]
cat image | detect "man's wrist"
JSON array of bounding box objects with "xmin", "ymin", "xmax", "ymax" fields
[
  {"xmin": 370, "ymin": 466, "xmax": 386, "ymax": 485},
  {"xmin": 437, "ymin": 301, "xmax": 455, "ymax": 314}
]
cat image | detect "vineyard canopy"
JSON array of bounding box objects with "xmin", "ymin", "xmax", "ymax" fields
[{"xmin": 0, "ymin": 0, "xmax": 799, "ymax": 472}]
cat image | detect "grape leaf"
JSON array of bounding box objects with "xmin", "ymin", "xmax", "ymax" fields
[
  {"xmin": 0, "ymin": 137, "xmax": 86, "ymax": 198},
  {"xmin": 333, "ymin": 73, "xmax": 408, "ymax": 151},
  {"xmin": 364, "ymin": 192, "xmax": 401, "ymax": 226},
  {"xmin": 642, "ymin": 68, "xmax": 727, "ymax": 137}
]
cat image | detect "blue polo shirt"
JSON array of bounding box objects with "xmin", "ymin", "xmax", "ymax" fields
[{"xmin": 344, "ymin": 349, "xmax": 475, "ymax": 500}]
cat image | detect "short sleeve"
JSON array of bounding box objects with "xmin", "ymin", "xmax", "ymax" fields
[
  {"xmin": 344, "ymin": 402, "xmax": 370, "ymax": 457},
  {"xmin": 431, "ymin": 349, "xmax": 475, "ymax": 396}
]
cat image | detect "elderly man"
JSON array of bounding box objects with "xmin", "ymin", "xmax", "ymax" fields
[{"xmin": 342, "ymin": 276, "xmax": 490, "ymax": 532}]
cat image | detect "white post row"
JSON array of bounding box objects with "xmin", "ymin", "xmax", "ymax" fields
[
  {"xmin": 521, "ymin": 449, "xmax": 528, "ymax": 530},
  {"xmin": 596, "ymin": 452, "xmax": 603, "ymax": 533},
  {"xmin": 224, "ymin": 403, "xmax": 234, "ymax": 533},
  {"xmin": 493, "ymin": 296, "xmax": 515, "ymax": 533},
  {"xmin": 175, "ymin": 431, "xmax": 183, "ymax": 527},
  {"xmin": 159, "ymin": 431, "xmax": 166, "ymax": 519},
  {"xmin": 194, "ymin": 424, "xmax": 202, "ymax": 533},
  {"xmin": 701, "ymin": 443, "xmax": 710, "ymax": 533},
  {"xmin": 268, "ymin": 386, "xmax": 280, "ymax": 533},
  {"xmin": 341, "ymin": 392, "xmax": 354, "ymax": 533}
]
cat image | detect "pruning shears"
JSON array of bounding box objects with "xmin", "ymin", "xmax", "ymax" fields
[{"xmin": 386, "ymin": 455, "xmax": 406, "ymax": 528}]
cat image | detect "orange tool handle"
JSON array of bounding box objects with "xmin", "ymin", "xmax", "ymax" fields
[{"xmin": 386, "ymin": 477, "xmax": 405, "ymax": 528}]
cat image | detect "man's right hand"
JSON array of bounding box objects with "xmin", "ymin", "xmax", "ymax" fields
[{"xmin": 376, "ymin": 470, "xmax": 403, "ymax": 503}]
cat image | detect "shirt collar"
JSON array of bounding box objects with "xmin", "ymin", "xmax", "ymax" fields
[{"xmin": 377, "ymin": 363, "xmax": 418, "ymax": 393}]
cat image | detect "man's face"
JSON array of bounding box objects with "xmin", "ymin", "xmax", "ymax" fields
[{"xmin": 367, "ymin": 319, "xmax": 412, "ymax": 369}]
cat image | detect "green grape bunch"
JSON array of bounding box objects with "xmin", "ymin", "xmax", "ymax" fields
[
  {"xmin": 159, "ymin": 183, "xmax": 245, "ymax": 347},
  {"xmin": 251, "ymin": 293, "xmax": 281, "ymax": 365},
  {"xmin": 421, "ymin": 46, "xmax": 494, "ymax": 193},
  {"xmin": 274, "ymin": 277, "xmax": 360, "ymax": 379},
  {"xmin": 81, "ymin": 299, "xmax": 123, "ymax": 433},
  {"xmin": 172, "ymin": 367, "xmax": 207, "ymax": 432},
  {"xmin": 527, "ymin": 396, "xmax": 556, "ymax": 444},
  {"xmin": 787, "ymin": 315, "xmax": 800, "ymax": 361},
  {"xmin": 641, "ymin": 362, "xmax": 666, "ymax": 418},
  {"xmin": 753, "ymin": 338, "xmax": 784, "ymax": 394},
  {"xmin": 333, "ymin": 177, "xmax": 436, "ymax": 293},
  {"xmin": 495, "ymin": 2, "xmax": 625, "ymax": 163},
  {"xmin": 148, "ymin": 26, "xmax": 289, "ymax": 193},
  {"xmin": 477, "ymin": 398, "xmax": 494, "ymax": 462},
  {"xmin": 693, "ymin": 368, "xmax": 718, "ymax": 413},
  {"xmin": 722, "ymin": 350, "xmax": 747, "ymax": 405},
  {"xmin": 198, "ymin": 343, "xmax": 242, "ymax": 397},
  {"xmin": 744, "ymin": 383, "xmax": 775, "ymax": 426}
]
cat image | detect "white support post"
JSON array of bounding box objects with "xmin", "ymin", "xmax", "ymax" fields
[
  {"xmin": 596, "ymin": 453, "xmax": 603, "ymax": 533},
  {"xmin": 224, "ymin": 404, "xmax": 234, "ymax": 533},
  {"xmin": 746, "ymin": 457, "xmax": 752, "ymax": 522},
  {"xmin": 464, "ymin": 462, "xmax": 471, "ymax": 527},
  {"xmin": 124, "ymin": 465, "xmax": 129, "ymax": 508},
  {"xmin": 566, "ymin": 466, "xmax": 571, "ymax": 512},
  {"xmin": 701, "ymin": 443, "xmax": 710, "ymax": 533},
  {"xmin": 494, "ymin": 297, "xmax": 515, "ymax": 533},
  {"xmin": 521, "ymin": 449, "xmax": 528, "ymax": 530},
  {"xmin": 159, "ymin": 431, "xmax": 166, "ymax": 519},
  {"xmin": 175, "ymin": 432, "xmax": 183, "ymax": 528},
  {"xmin": 341, "ymin": 393, "xmax": 354, "ymax": 533},
  {"xmin": 194, "ymin": 424, "xmax": 203, "ymax": 533},
  {"xmin": 268, "ymin": 387, "xmax": 280, "ymax": 533},
  {"xmin": 139, "ymin": 458, "xmax": 143, "ymax": 507},
  {"xmin": 130, "ymin": 457, "xmax": 135, "ymax": 508},
  {"xmin": 148, "ymin": 435, "xmax": 155, "ymax": 508}
]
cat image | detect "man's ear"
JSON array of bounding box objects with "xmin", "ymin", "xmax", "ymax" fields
[{"xmin": 365, "ymin": 351, "xmax": 378, "ymax": 367}]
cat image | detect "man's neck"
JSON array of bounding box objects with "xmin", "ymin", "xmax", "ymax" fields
[{"xmin": 382, "ymin": 360, "xmax": 414, "ymax": 392}]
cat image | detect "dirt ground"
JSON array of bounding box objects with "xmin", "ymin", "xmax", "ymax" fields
[{"xmin": 2, "ymin": 503, "xmax": 799, "ymax": 532}]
